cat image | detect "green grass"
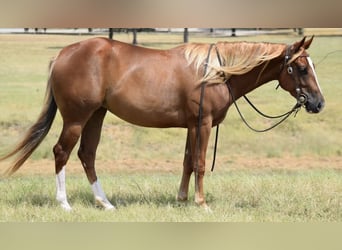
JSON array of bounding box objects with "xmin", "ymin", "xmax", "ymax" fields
[
  {"xmin": 0, "ymin": 30, "xmax": 341, "ymax": 221},
  {"xmin": 0, "ymin": 169, "xmax": 340, "ymax": 222}
]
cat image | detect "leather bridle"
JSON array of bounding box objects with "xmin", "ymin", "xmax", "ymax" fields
[{"xmin": 283, "ymin": 45, "xmax": 309, "ymax": 106}]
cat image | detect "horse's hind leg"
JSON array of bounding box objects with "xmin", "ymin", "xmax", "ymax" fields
[
  {"xmin": 54, "ymin": 121, "xmax": 84, "ymax": 211},
  {"xmin": 177, "ymin": 130, "xmax": 193, "ymax": 202},
  {"xmin": 77, "ymin": 107, "xmax": 115, "ymax": 210}
]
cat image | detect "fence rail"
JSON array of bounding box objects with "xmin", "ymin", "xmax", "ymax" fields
[{"xmin": 1, "ymin": 28, "xmax": 341, "ymax": 44}]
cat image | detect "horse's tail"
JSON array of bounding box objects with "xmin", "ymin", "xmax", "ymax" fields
[{"xmin": 0, "ymin": 59, "xmax": 57, "ymax": 176}]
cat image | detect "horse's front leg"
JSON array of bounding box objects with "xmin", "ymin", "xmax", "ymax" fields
[
  {"xmin": 189, "ymin": 119, "xmax": 212, "ymax": 208},
  {"xmin": 192, "ymin": 121, "xmax": 211, "ymax": 208}
]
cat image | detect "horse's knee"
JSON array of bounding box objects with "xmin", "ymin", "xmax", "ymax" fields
[
  {"xmin": 193, "ymin": 166, "xmax": 205, "ymax": 177},
  {"xmin": 183, "ymin": 163, "xmax": 193, "ymax": 176}
]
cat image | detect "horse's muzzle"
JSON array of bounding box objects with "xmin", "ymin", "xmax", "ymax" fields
[{"xmin": 305, "ymin": 96, "xmax": 325, "ymax": 113}]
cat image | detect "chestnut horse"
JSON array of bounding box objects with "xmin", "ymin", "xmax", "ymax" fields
[{"xmin": 1, "ymin": 36, "xmax": 324, "ymax": 210}]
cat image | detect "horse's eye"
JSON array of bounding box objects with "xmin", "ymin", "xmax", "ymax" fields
[{"xmin": 299, "ymin": 67, "xmax": 308, "ymax": 75}]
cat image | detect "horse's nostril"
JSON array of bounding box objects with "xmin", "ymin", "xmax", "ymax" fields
[{"xmin": 316, "ymin": 101, "xmax": 324, "ymax": 112}]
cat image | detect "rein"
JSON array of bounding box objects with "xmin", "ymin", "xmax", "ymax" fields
[
  {"xmin": 227, "ymin": 85, "xmax": 301, "ymax": 132},
  {"xmin": 196, "ymin": 44, "xmax": 219, "ymax": 174}
]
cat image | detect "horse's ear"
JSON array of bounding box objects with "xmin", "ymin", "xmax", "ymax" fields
[
  {"xmin": 292, "ymin": 37, "xmax": 306, "ymax": 53},
  {"xmin": 303, "ymin": 35, "xmax": 314, "ymax": 49}
]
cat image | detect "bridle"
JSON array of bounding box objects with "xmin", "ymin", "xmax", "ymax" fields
[{"xmin": 283, "ymin": 45, "xmax": 308, "ymax": 107}]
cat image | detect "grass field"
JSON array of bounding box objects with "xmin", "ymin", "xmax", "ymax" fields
[
  {"xmin": 0, "ymin": 169, "xmax": 340, "ymax": 222},
  {"xmin": 0, "ymin": 30, "xmax": 341, "ymax": 221}
]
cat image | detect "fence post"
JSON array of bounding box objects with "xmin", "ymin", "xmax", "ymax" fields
[
  {"xmin": 109, "ymin": 28, "xmax": 114, "ymax": 39},
  {"xmin": 184, "ymin": 28, "xmax": 189, "ymax": 43},
  {"xmin": 132, "ymin": 29, "xmax": 138, "ymax": 45}
]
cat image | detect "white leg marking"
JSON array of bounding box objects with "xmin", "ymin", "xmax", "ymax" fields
[
  {"xmin": 56, "ymin": 166, "xmax": 72, "ymax": 211},
  {"xmin": 91, "ymin": 181, "xmax": 115, "ymax": 210},
  {"xmin": 307, "ymin": 57, "xmax": 323, "ymax": 95}
]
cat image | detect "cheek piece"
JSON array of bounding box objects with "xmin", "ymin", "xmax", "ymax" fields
[{"xmin": 287, "ymin": 64, "xmax": 308, "ymax": 106}]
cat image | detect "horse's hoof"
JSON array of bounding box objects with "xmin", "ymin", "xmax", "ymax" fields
[
  {"xmin": 176, "ymin": 191, "xmax": 189, "ymax": 202},
  {"xmin": 56, "ymin": 197, "xmax": 72, "ymax": 211},
  {"xmin": 61, "ymin": 203, "xmax": 73, "ymax": 211},
  {"xmin": 195, "ymin": 199, "xmax": 213, "ymax": 213},
  {"xmin": 95, "ymin": 198, "xmax": 116, "ymax": 210},
  {"xmin": 176, "ymin": 196, "xmax": 188, "ymax": 203},
  {"xmin": 201, "ymin": 203, "xmax": 213, "ymax": 213}
]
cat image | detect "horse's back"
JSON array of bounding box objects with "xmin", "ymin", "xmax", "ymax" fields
[{"xmin": 50, "ymin": 38, "xmax": 192, "ymax": 128}]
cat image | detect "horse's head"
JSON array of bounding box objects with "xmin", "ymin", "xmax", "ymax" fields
[{"xmin": 278, "ymin": 36, "xmax": 325, "ymax": 113}]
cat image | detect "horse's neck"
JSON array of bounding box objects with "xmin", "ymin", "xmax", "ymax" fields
[{"xmin": 228, "ymin": 58, "xmax": 282, "ymax": 99}]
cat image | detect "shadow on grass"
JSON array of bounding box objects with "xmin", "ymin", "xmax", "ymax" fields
[
  {"xmin": 4, "ymin": 176, "xmax": 214, "ymax": 210},
  {"xmin": 109, "ymin": 192, "xmax": 179, "ymax": 208},
  {"xmin": 71, "ymin": 188, "xmax": 215, "ymax": 209}
]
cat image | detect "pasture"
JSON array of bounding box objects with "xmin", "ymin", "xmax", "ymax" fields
[{"xmin": 0, "ymin": 30, "xmax": 341, "ymax": 221}]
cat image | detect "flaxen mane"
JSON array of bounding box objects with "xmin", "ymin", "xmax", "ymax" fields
[{"xmin": 184, "ymin": 41, "xmax": 286, "ymax": 84}]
